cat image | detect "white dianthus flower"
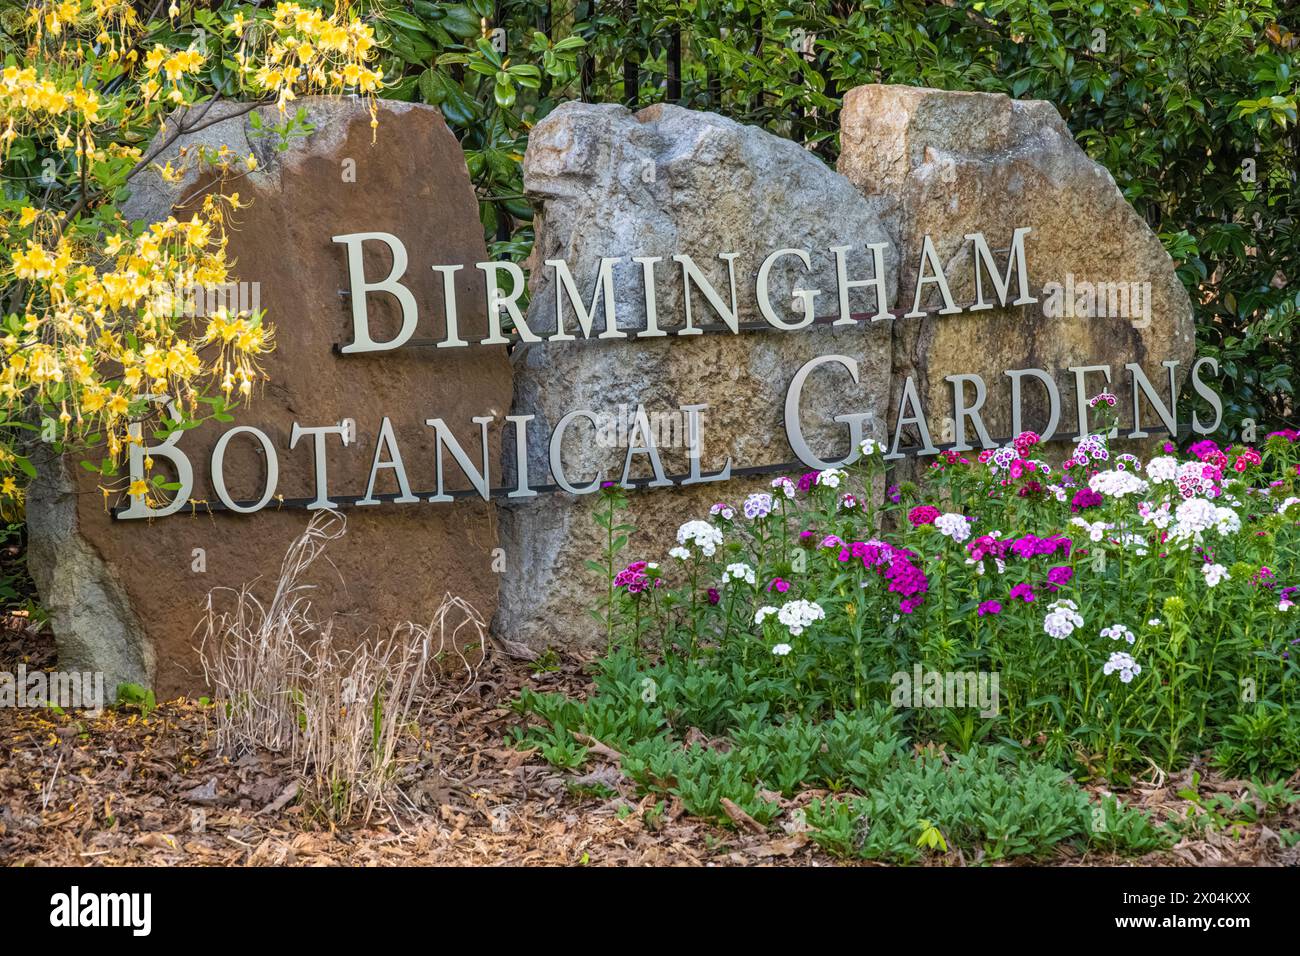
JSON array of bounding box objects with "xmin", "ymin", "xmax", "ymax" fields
[
  {"xmin": 1213, "ymin": 506, "xmax": 1241, "ymax": 536},
  {"xmin": 1201, "ymin": 563, "xmax": 1229, "ymax": 588},
  {"xmin": 1170, "ymin": 497, "xmax": 1217, "ymax": 542},
  {"xmin": 815, "ymin": 468, "xmax": 847, "ymax": 489},
  {"xmin": 771, "ymin": 643, "xmax": 792, "ymax": 657},
  {"xmin": 1144, "ymin": 456, "xmax": 1179, "ymax": 483},
  {"xmin": 1103, "ymin": 651, "xmax": 1142, "ymax": 683},
  {"xmin": 754, "ymin": 606, "xmax": 779, "ymax": 626},
  {"xmin": 771, "ymin": 476, "xmax": 796, "ymax": 499},
  {"xmin": 777, "ymin": 599, "xmax": 825, "ymax": 636},
  {"xmin": 1089, "ymin": 469, "xmax": 1149, "ymax": 498},
  {"xmin": 933, "ymin": 512, "xmax": 972, "ymax": 543},
  {"xmin": 723, "ymin": 562, "xmax": 756, "ymax": 586},
  {"xmin": 1100, "ymin": 623, "xmax": 1136, "ymax": 645},
  {"xmin": 1043, "ymin": 599, "xmax": 1084, "ymax": 640},
  {"xmin": 1137, "ymin": 500, "xmax": 1172, "ymax": 529},
  {"xmin": 668, "ymin": 546, "xmax": 691, "ymax": 560},
  {"xmin": 676, "ymin": 520, "xmax": 723, "ymax": 556},
  {"xmin": 858, "ymin": 437, "xmax": 885, "ymax": 457}
]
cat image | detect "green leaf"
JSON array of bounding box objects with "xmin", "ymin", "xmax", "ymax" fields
[
  {"xmin": 386, "ymin": 11, "xmax": 426, "ymax": 32},
  {"xmin": 494, "ymin": 76, "xmax": 517, "ymax": 108},
  {"xmin": 440, "ymin": 5, "xmax": 480, "ymax": 39}
]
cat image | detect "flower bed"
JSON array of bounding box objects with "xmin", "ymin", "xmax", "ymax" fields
[{"xmin": 515, "ymin": 398, "xmax": 1300, "ymax": 860}]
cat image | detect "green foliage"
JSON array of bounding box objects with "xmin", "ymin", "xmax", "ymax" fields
[
  {"xmin": 1176, "ymin": 771, "xmax": 1269, "ymax": 835},
  {"xmin": 115, "ymin": 682, "xmax": 157, "ymax": 718},
  {"xmin": 805, "ymin": 750, "xmax": 1172, "ymax": 862},
  {"xmin": 513, "ymin": 650, "xmax": 1174, "ymax": 859},
  {"xmin": 1211, "ymin": 702, "xmax": 1300, "ymax": 779}
]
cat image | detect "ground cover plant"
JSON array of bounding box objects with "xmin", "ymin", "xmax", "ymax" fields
[{"xmin": 515, "ymin": 399, "xmax": 1300, "ymax": 861}]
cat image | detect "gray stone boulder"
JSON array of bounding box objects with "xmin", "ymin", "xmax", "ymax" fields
[
  {"xmin": 838, "ymin": 85, "xmax": 1195, "ymax": 453},
  {"xmin": 495, "ymin": 102, "xmax": 898, "ymax": 652}
]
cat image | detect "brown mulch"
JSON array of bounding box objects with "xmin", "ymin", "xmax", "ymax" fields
[
  {"xmin": 0, "ymin": 611, "xmax": 55, "ymax": 673},
  {"xmin": 1, "ymin": 629, "xmax": 1296, "ymax": 866}
]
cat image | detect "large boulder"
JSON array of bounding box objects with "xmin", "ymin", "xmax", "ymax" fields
[
  {"xmin": 495, "ymin": 102, "xmax": 898, "ymax": 651},
  {"xmin": 838, "ymin": 85, "xmax": 1196, "ymax": 455},
  {"xmin": 27, "ymin": 98, "xmax": 513, "ymax": 698}
]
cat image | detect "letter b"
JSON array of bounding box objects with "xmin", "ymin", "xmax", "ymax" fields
[{"xmin": 333, "ymin": 232, "xmax": 418, "ymax": 353}]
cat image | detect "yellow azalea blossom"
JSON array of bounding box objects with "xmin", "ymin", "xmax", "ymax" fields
[{"xmin": 1, "ymin": 0, "xmax": 372, "ymax": 508}]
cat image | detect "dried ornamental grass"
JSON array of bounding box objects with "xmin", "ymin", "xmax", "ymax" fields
[{"xmin": 197, "ymin": 510, "xmax": 488, "ymax": 824}]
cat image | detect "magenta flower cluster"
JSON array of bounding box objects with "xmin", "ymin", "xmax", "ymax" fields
[
  {"xmin": 613, "ymin": 561, "xmax": 662, "ymax": 595},
  {"xmin": 1008, "ymin": 534, "xmax": 1073, "ymax": 560},
  {"xmin": 836, "ymin": 539, "xmax": 930, "ymax": 614},
  {"xmin": 908, "ymin": 505, "xmax": 940, "ymax": 527},
  {"xmin": 1071, "ymin": 488, "xmax": 1104, "ymax": 512}
]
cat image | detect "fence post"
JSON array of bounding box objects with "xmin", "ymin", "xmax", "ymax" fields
[
  {"xmin": 624, "ymin": 1, "xmax": 640, "ymax": 108},
  {"xmin": 667, "ymin": 25, "xmax": 682, "ymax": 103},
  {"xmin": 580, "ymin": 0, "xmax": 596, "ymax": 101},
  {"xmin": 706, "ymin": 18, "xmax": 721, "ymax": 111}
]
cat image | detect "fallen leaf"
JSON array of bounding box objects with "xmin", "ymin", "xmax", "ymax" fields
[
  {"xmin": 260, "ymin": 780, "xmax": 299, "ymax": 815},
  {"xmin": 720, "ymin": 798, "xmax": 766, "ymax": 834},
  {"xmin": 749, "ymin": 833, "xmax": 808, "ymax": 858},
  {"xmin": 182, "ymin": 777, "xmax": 220, "ymax": 805},
  {"xmin": 136, "ymin": 832, "xmax": 180, "ymax": 851}
]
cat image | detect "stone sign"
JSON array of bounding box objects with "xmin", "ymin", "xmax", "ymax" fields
[
  {"xmin": 493, "ymin": 102, "xmax": 898, "ymax": 649},
  {"xmin": 495, "ymin": 88, "xmax": 1197, "ymax": 651},
  {"xmin": 837, "ymin": 86, "xmax": 1196, "ymax": 460},
  {"xmin": 28, "ymin": 86, "xmax": 1204, "ymax": 693},
  {"xmin": 28, "ymin": 99, "xmax": 513, "ymax": 697}
]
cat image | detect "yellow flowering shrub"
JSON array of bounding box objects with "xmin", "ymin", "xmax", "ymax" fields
[{"xmin": 0, "ymin": 1, "xmax": 386, "ymax": 515}]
